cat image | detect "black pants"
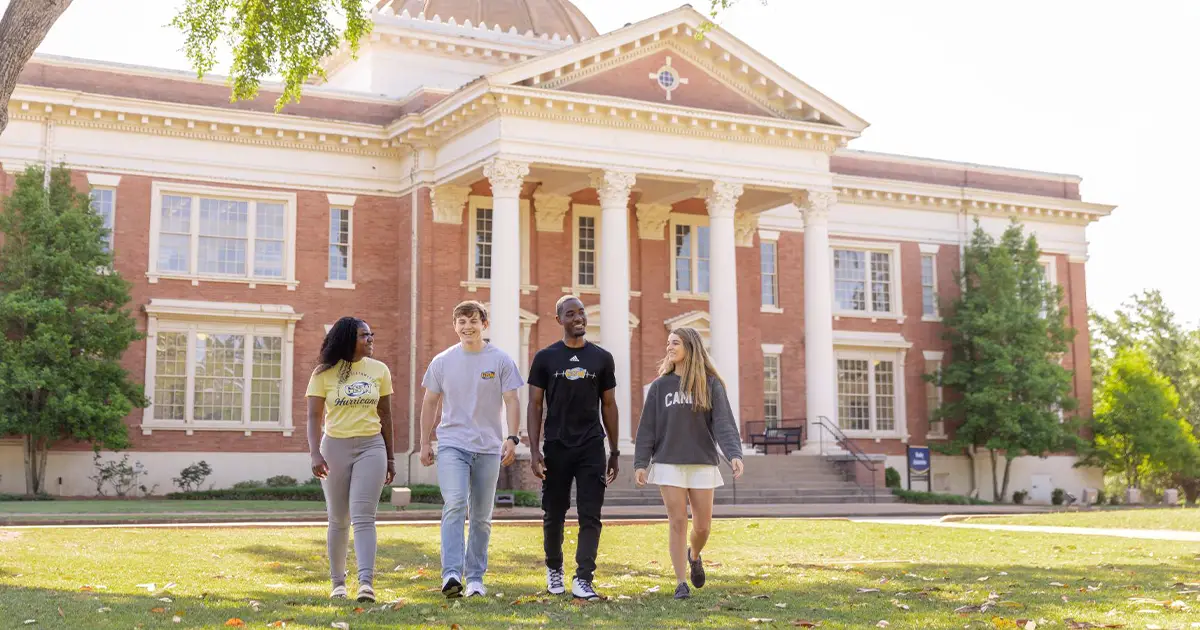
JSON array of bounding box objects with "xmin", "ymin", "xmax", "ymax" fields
[{"xmin": 542, "ymin": 437, "xmax": 607, "ymax": 582}]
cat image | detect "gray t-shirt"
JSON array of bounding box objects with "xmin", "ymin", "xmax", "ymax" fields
[{"xmin": 422, "ymin": 343, "xmax": 523, "ymax": 454}]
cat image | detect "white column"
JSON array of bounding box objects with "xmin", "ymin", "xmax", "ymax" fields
[
  {"xmin": 705, "ymin": 181, "xmax": 744, "ymax": 431},
  {"xmin": 483, "ymin": 158, "xmax": 529, "ymax": 364},
  {"xmin": 796, "ymin": 190, "xmax": 839, "ymax": 454},
  {"xmin": 592, "ymin": 170, "xmax": 637, "ymax": 450}
]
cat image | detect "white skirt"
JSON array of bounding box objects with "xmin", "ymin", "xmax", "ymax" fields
[{"xmin": 647, "ymin": 463, "xmax": 724, "ymax": 489}]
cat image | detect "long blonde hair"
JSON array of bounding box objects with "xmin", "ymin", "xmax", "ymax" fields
[{"xmin": 657, "ymin": 327, "xmax": 725, "ymax": 411}]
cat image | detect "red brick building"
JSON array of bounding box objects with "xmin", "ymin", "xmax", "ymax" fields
[{"xmin": 0, "ymin": 0, "xmax": 1113, "ymax": 502}]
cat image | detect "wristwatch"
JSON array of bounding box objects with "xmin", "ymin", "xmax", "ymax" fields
[{"xmin": 507, "ymin": 435, "xmax": 520, "ymax": 445}]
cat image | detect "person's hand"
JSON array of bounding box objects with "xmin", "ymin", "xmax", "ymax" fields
[
  {"xmin": 634, "ymin": 468, "xmax": 648, "ymax": 487},
  {"xmin": 606, "ymin": 453, "xmax": 620, "ymax": 486},
  {"xmin": 420, "ymin": 442, "xmax": 435, "ymax": 467},
  {"xmin": 311, "ymin": 453, "xmax": 329, "ymax": 479},
  {"xmin": 501, "ymin": 439, "xmax": 517, "ymax": 467},
  {"xmin": 384, "ymin": 459, "xmax": 396, "ymax": 485},
  {"xmin": 531, "ymin": 450, "xmax": 546, "ymax": 480},
  {"xmin": 731, "ymin": 458, "xmax": 744, "ymax": 480}
]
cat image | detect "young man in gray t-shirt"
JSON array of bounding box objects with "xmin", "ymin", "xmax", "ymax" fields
[{"xmin": 419, "ymin": 301, "xmax": 523, "ymax": 599}]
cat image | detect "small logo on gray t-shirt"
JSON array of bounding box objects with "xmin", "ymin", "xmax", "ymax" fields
[{"xmin": 422, "ymin": 343, "xmax": 523, "ymax": 454}]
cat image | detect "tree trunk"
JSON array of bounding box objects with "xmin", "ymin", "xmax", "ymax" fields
[
  {"xmin": 964, "ymin": 445, "xmax": 978, "ymax": 497},
  {"xmin": 22, "ymin": 435, "xmax": 34, "ymax": 495},
  {"xmin": 1000, "ymin": 455, "xmax": 1015, "ymax": 502},
  {"xmin": 36, "ymin": 437, "xmax": 49, "ymax": 495},
  {"xmin": 989, "ymin": 448, "xmax": 1002, "ymax": 502},
  {"xmin": 0, "ymin": 0, "xmax": 73, "ymax": 137}
]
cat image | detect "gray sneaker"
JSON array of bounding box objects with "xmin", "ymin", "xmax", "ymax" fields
[
  {"xmin": 674, "ymin": 582, "xmax": 691, "ymax": 600},
  {"xmin": 688, "ymin": 548, "xmax": 706, "ymax": 588}
]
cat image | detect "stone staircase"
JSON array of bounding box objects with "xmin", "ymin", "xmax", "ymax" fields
[{"xmin": 592, "ymin": 454, "xmax": 895, "ymax": 506}]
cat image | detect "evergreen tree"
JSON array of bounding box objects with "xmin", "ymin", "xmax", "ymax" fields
[
  {"xmin": 0, "ymin": 166, "xmax": 146, "ymax": 495},
  {"xmin": 934, "ymin": 220, "xmax": 1077, "ymax": 501}
]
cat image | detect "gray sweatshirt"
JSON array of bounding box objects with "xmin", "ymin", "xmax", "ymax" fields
[{"xmin": 633, "ymin": 373, "xmax": 744, "ymax": 470}]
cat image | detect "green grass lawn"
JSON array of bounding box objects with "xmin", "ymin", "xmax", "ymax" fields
[
  {"xmin": 963, "ymin": 507, "xmax": 1200, "ymax": 532},
  {"xmin": 0, "ymin": 501, "xmax": 443, "ymax": 523},
  {"xmin": 2, "ymin": 520, "xmax": 1198, "ymax": 629}
]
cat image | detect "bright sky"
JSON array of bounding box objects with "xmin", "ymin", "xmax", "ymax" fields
[{"xmin": 13, "ymin": 0, "xmax": 1200, "ymax": 323}]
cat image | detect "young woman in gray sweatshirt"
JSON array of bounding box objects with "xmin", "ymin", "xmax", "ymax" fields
[{"xmin": 633, "ymin": 327, "xmax": 745, "ymax": 600}]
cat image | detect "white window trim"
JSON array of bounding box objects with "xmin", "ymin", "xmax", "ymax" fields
[
  {"xmin": 829, "ymin": 239, "xmax": 904, "ymax": 322},
  {"xmin": 924, "ymin": 350, "xmax": 946, "ymax": 439},
  {"xmin": 920, "ymin": 251, "xmax": 940, "ymax": 322},
  {"xmin": 140, "ymin": 299, "xmax": 302, "ymax": 436},
  {"xmin": 325, "ymin": 206, "xmax": 355, "ymax": 290},
  {"xmin": 666, "ymin": 213, "xmax": 711, "ymax": 303},
  {"xmin": 762, "ymin": 348, "xmax": 782, "ymax": 425},
  {"xmin": 1039, "ymin": 254, "xmax": 1058, "ymax": 286},
  {"xmin": 835, "ymin": 348, "xmax": 908, "ymax": 440},
  {"xmin": 147, "ymin": 181, "xmax": 298, "ymax": 290},
  {"xmin": 462, "ymin": 195, "xmax": 537, "ymax": 294},
  {"xmin": 760, "ymin": 235, "xmax": 783, "ymax": 314},
  {"xmin": 571, "ymin": 204, "xmax": 602, "ymax": 291}
]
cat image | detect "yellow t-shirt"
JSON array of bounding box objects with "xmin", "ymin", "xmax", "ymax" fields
[{"xmin": 305, "ymin": 358, "xmax": 394, "ymax": 438}]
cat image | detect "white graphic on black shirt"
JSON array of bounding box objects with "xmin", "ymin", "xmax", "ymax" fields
[
  {"xmin": 555, "ymin": 367, "xmax": 596, "ymax": 381},
  {"xmin": 570, "ymin": 355, "xmax": 580, "ymax": 362}
]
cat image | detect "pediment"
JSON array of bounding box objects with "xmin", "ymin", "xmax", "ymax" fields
[{"xmin": 485, "ymin": 6, "xmax": 867, "ymax": 130}]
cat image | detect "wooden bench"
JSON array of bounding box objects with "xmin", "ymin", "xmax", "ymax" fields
[{"xmin": 747, "ymin": 421, "xmax": 805, "ymax": 454}]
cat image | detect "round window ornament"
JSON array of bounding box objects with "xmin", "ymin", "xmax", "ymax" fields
[{"xmin": 648, "ymin": 56, "xmax": 688, "ymax": 101}]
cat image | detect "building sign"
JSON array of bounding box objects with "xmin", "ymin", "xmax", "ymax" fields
[{"xmin": 907, "ymin": 446, "xmax": 932, "ymax": 492}]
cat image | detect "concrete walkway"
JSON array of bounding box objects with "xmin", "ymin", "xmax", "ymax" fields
[
  {"xmin": 852, "ymin": 517, "xmax": 1200, "ymax": 543},
  {"xmin": 1, "ymin": 502, "xmax": 1049, "ymax": 528}
]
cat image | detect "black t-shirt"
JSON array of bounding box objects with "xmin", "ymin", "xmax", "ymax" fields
[{"xmin": 528, "ymin": 340, "xmax": 617, "ymax": 448}]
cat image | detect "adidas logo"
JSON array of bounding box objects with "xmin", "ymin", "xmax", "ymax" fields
[{"xmin": 570, "ymin": 356, "xmax": 580, "ymax": 362}]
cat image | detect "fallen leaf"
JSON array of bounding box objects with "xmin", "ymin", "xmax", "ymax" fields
[
  {"xmin": 1016, "ymin": 621, "xmax": 1036, "ymax": 630},
  {"xmin": 876, "ymin": 622, "xmax": 890, "ymax": 628},
  {"xmin": 172, "ymin": 616, "xmax": 182, "ymax": 623},
  {"xmin": 856, "ymin": 588, "xmax": 881, "ymax": 594},
  {"xmin": 57, "ymin": 608, "xmax": 63, "ymax": 619},
  {"xmin": 617, "ymin": 595, "xmax": 632, "ymax": 600},
  {"xmin": 978, "ymin": 576, "xmax": 990, "ymax": 582},
  {"xmin": 889, "ymin": 599, "xmax": 910, "ymax": 611},
  {"xmin": 22, "ymin": 621, "xmax": 35, "ymax": 626},
  {"xmin": 151, "ymin": 608, "xmax": 167, "ymax": 614},
  {"xmin": 159, "ymin": 597, "xmax": 173, "ymax": 603},
  {"xmin": 224, "ymin": 620, "xmax": 246, "ymax": 628},
  {"xmin": 646, "ymin": 586, "xmax": 660, "ymax": 593},
  {"xmin": 776, "ymin": 603, "xmax": 788, "ymax": 608},
  {"xmin": 792, "ymin": 621, "xmax": 821, "ymax": 628},
  {"xmin": 136, "ymin": 583, "xmax": 156, "ymax": 592},
  {"xmin": 331, "ymin": 623, "xmax": 350, "ymax": 630},
  {"xmin": 954, "ymin": 605, "xmax": 981, "ymax": 614},
  {"xmin": 353, "ymin": 607, "xmax": 365, "ymax": 614},
  {"xmin": 748, "ymin": 619, "xmax": 775, "ymax": 624},
  {"xmin": 751, "ymin": 594, "xmax": 771, "ymax": 600},
  {"xmin": 97, "ymin": 608, "xmax": 111, "ymax": 613},
  {"xmin": 80, "ymin": 586, "xmax": 94, "ymax": 592}
]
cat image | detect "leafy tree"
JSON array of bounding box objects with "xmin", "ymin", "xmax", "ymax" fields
[
  {"xmin": 933, "ymin": 221, "xmax": 1077, "ymax": 501},
  {"xmin": 1082, "ymin": 347, "xmax": 1200, "ymax": 489},
  {"xmin": 0, "ymin": 165, "xmax": 146, "ymax": 495},
  {"xmin": 0, "ymin": 0, "xmax": 751, "ymax": 138}
]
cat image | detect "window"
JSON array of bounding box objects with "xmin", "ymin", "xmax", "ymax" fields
[
  {"xmin": 761, "ymin": 240, "xmax": 779, "ymax": 308},
  {"xmin": 89, "ymin": 189, "xmax": 115, "ymax": 252},
  {"xmin": 921, "ymin": 254, "xmax": 937, "ymax": 319},
  {"xmin": 837, "ymin": 354, "xmax": 898, "ymax": 434},
  {"xmin": 926, "ymin": 355, "xmax": 945, "ymax": 438},
  {"xmin": 465, "ymin": 197, "xmax": 532, "ymax": 291},
  {"xmin": 670, "ymin": 215, "xmax": 711, "ymax": 296},
  {"xmin": 832, "ymin": 243, "xmax": 900, "ymax": 316},
  {"xmin": 572, "ymin": 205, "xmax": 601, "ymax": 289},
  {"xmin": 142, "ymin": 299, "xmax": 300, "ymax": 434},
  {"xmin": 763, "ymin": 353, "xmax": 781, "ymax": 427},
  {"xmin": 474, "ymin": 207, "xmax": 493, "ymax": 281},
  {"xmin": 328, "ymin": 208, "xmax": 352, "ymax": 285},
  {"xmin": 148, "ymin": 183, "xmax": 296, "ymax": 288},
  {"xmin": 1038, "ymin": 255, "xmax": 1058, "ymax": 318}
]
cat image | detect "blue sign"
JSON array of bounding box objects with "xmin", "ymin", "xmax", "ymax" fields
[{"xmin": 908, "ymin": 447, "xmax": 931, "ymax": 474}]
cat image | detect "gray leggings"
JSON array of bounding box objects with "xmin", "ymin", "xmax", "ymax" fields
[{"xmin": 320, "ymin": 434, "xmax": 387, "ymax": 585}]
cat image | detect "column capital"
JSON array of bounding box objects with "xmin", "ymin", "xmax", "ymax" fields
[
  {"xmin": 532, "ymin": 192, "xmax": 571, "ymax": 232},
  {"xmin": 431, "ymin": 184, "xmax": 471, "ymax": 225},
  {"xmin": 483, "ymin": 158, "xmax": 529, "ymax": 198},
  {"xmin": 734, "ymin": 211, "xmax": 758, "ymax": 247},
  {"xmin": 793, "ymin": 189, "xmax": 838, "ymax": 223},
  {"xmin": 635, "ymin": 203, "xmax": 673, "ymax": 240},
  {"xmin": 590, "ymin": 170, "xmax": 637, "ymax": 207},
  {"xmin": 703, "ymin": 181, "xmax": 744, "ymax": 219}
]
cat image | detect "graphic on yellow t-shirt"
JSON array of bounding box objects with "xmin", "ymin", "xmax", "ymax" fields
[{"xmin": 305, "ymin": 358, "xmax": 393, "ymax": 438}]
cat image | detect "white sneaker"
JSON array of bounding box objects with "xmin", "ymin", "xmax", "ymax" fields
[
  {"xmin": 572, "ymin": 577, "xmax": 600, "ymax": 601},
  {"xmin": 546, "ymin": 568, "xmax": 566, "ymax": 595},
  {"xmin": 329, "ymin": 584, "xmax": 347, "ymax": 599},
  {"xmin": 464, "ymin": 581, "xmax": 487, "ymax": 597},
  {"xmin": 356, "ymin": 583, "xmax": 375, "ymax": 603}
]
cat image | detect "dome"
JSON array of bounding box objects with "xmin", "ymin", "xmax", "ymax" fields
[{"xmin": 388, "ymin": 0, "xmax": 599, "ymax": 40}]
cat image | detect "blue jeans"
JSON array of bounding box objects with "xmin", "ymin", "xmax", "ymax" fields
[{"xmin": 437, "ymin": 445, "xmax": 501, "ymax": 583}]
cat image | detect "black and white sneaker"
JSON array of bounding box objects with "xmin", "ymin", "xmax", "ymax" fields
[
  {"xmin": 442, "ymin": 575, "xmax": 463, "ymax": 599},
  {"xmin": 546, "ymin": 568, "xmax": 566, "ymax": 595},
  {"xmin": 688, "ymin": 547, "xmax": 706, "ymax": 588},
  {"xmin": 571, "ymin": 577, "xmax": 600, "ymax": 601},
  {"xmin": 674, "ymin": 582, "xmax": 691, "ymax": 600}
]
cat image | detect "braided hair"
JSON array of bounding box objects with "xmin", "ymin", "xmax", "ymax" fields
[{"xmin": 316, "ymin": 317, "xmax": 366, "ymax": 383}]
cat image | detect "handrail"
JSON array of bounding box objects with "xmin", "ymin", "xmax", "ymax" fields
[{"xmin": 811, "ymin": 416, "xmax": 878, "ymax": 503}]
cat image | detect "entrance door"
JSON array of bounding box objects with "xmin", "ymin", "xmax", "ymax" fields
[{"xmin": 1030, "ymin": 474, "xmax": 1053, "ymax": 504}]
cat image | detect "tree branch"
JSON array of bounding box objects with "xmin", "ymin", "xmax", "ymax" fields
[{"xmin": 0, "ymin": 0, "xmax": 73, "ymax": 136}]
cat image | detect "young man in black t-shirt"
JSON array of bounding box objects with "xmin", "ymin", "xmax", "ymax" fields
[{"xmin": 527, "ymin": 295, "xmax": 619, "ymax": 601}]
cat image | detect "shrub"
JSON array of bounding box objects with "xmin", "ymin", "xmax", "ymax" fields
[
  {"xmin": 1051, "ymin": 488, "xmax": 1067, "ymax": 506},
  {"xmin": 173, "ymin": 461, "xmax": 212, "ymax": 492},
  {"xmin": 166, "ymin": 485, "xmax": 389, "ymax": 502},
  {"xmin": 0, "ymin": 493, "xmax": 55, "ymax": 501},
  {"xmin": 89, "ymin": 454, "xmax": 147, "ymax": 497},
  {"xmin": 1108, "ymin": 493, "xmax": 1121, "ymax": 506},
  {"xmin": 232, "ymin": 480, "xmax": 266, "ymax": 490},
  {"xmin": 892, "ymin": 489, "xmax": 991, "ymax": 505},
  {"xmin": 1012, "ymin": 490, "xmax": 1029, "ymax": 505},
  {"xmin": 303, "ymin": 476, "xmax": 322, "ymax": 487},
  {"xmin": 266, "ymin": 475, "xmax": 298, "ymax": 488},
  {"xmin": 884, "ymin": 467, "xmax": 901, "ymax": 489},
  {"xmin": 1095, "ymin": 489, "xmax": 1107, "ymax": 505}
]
